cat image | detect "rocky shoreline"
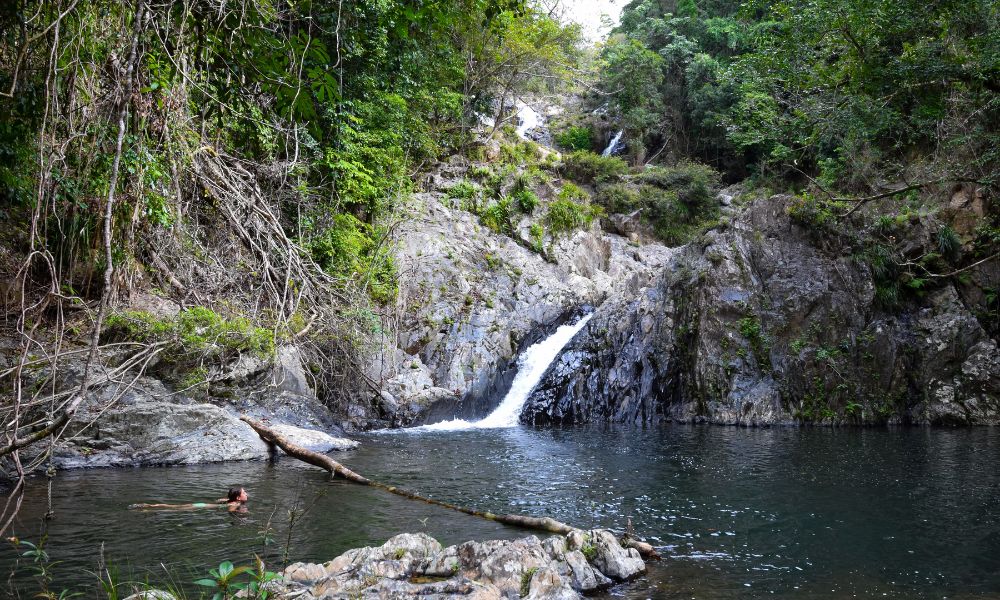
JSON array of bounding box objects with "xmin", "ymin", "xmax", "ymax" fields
[
  {"xmin": 127, "ymin": 529, "xmax": 647, "ymax": 600},
  {"xmin": 11, "ymin": 343, "xmax": 360, "ymax": 472}
]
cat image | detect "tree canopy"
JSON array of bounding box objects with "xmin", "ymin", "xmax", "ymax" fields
[{"xmin": 600, "ymin": 0, "xmax": 1000, "ymax": 188}]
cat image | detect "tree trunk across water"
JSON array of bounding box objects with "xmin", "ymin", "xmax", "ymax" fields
[{"xmin": 239, "ymin": 416, "xmax": 660, "ymax": 559}]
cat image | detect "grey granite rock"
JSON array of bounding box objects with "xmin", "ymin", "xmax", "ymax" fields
[
  {"xmin": 275, "ymin": 529, "xmax": 644, "ymax": 600},
  {"xmin": 524, "ymin": 194, "xmax": 1000, "ymax": 426},
  {"xmin": 365, "ymin": 179, "xmax": 673, "ymax": 428}
]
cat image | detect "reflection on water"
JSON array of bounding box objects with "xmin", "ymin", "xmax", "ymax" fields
[{"xmin": 3, "ymin": 425, "xmax": 1000, "ymax": 599}]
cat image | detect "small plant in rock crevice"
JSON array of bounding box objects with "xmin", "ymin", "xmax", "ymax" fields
[
  {"xmin": 512, "ymin": 188, "xmax": 539, "ymax": 214},
  {"xmin": 519, "ymin": 567, "xmax": 539, "ymax": 597},
  {"xmin": 546, "ymin": 192, "xmax": 603, "ymax": 237},
  {"xmin": 529, "ymin": 223, "xmax": 545, "ymax": 253},
  {"xmin": 480, "ymin": 197, "xmax": 514, "ymax": 235},
  {"xmin": 737, "ymin": 315, "xmax": 770, "ymax": 367},
  {"xmin": 560, "ymin": 151, "xmax": 628, "ymax": 183}
]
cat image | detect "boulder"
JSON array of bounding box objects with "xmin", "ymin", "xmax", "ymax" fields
[
  {"xmin": 32, "ymin": 372, "xmax": 358, "ymax": 469},
  {"xmin": 274, "ymin": 529, "xmax": 647, "ymax": 600},
  {"xmin": 270, "ymin": 346, "xmax": 313, "ymax": 396},
  {"xmin": 586, "ymin": 530, "xmax": 645, "ymax": 581}
]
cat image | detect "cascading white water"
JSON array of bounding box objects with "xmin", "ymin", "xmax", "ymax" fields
[
  {"xmin": 414, "ymin": 314, "xmax": 593, "ymax": 431},
  {"xmin": 515, "ymin": 100, "xmax": 542, "ymax": 140},
  {"xmin": 602, "ymin": 129, "xmax": 624, "ymax": 157}
]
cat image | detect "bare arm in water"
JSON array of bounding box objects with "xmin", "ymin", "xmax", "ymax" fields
[{"xmin": 128, "ymin": 501, "xmax": 225, "ymax": 510}]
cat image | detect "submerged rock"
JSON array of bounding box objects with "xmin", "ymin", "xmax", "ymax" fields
[{"xmin": 276, "ymin": 529, "xmax": 645, "ymax": 599}]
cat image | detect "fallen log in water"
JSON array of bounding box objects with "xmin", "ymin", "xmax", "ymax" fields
[{"xmin": 240, "ymin": 416, "xmax": 660, "ymax": 559}]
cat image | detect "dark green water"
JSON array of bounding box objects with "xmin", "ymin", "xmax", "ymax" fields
[{"xmin": 3, "ymin": 425, "xmax": 1000, "ymax": 599}]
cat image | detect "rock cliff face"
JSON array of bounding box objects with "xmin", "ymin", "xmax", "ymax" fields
[
  {"xmin": 15, "ymin": 145, "xmax": 675, "ymax": 469},
  {"xmin": 363, "ymin": 158, "xmax": 674, "ymax": 428},
  {"xmin": 524, "ymin": 193, "xmax": 1000, "ymax": 426}
]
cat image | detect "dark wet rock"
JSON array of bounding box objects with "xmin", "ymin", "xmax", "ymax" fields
[
  {"xmin": 276, "ymin": 529, "xmax": 643, "ymax": 600},
  {"xmin": 524, "ymin": 194, "xmax": 1000, "ymax": 426}
]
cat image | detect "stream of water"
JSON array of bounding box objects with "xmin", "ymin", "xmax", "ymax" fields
[
  {"xmin": 516, "ymin": 100, "xmax": 542, "ymax": 139},
  {"xmin": 602, "ymin": 130, "xmax": 624, "ymax": 156}
]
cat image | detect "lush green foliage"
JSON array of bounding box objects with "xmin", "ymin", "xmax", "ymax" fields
[
  {"xmin": 604, "ymin": 0, "xmax": 1000, "ymax": 187},
  {"xmin": 546, "ymin": 192, "xmax": 603, "ymax": 236},
  {"xmin": 0, "ymin": 0, "xmax": 577, "ymax": 323},
  {"xmin": 512, "ymin": 188, "xmax": 540, "ymax": 214},
  {"xmin": 194, "ymin": 560, "xmax": 280, "ymax": 600},
  {"xmin": 308, "ymin": 213, "xmax": 397, "ymax": 304},
  {"xmin": 596, "ymin": 161, "xmax": 722, "ymax": 245},
  {"xmin": 554, "ymin": 126, "xmax": 594, "ymax": 151},
  {"xmin": 480, "ymin": 198, "xmax": 515, "ymax": 235},
  {"xmin": 105, "ymin": 307, "xmax": 276, "ymax": 359},
  {"xmin": 560, "ymin": 151, "xmax": 630, "ymax": 184}
]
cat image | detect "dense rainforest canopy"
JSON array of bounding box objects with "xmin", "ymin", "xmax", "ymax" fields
[
  {"xmin": 0, "ymin": 0, "xmax": 582, "ymax": 306},
  {"xmin": 586, "ymin": 0, "xmax": 999, "ymax": 309},
  {"xmin": 600, "ymin": 0, "xmax": 1000, "ymax": 189}
]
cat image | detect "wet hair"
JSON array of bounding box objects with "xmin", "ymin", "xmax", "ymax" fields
[{"xmin": 227, "ymin": 487, "xmax": 244, "ymax": 502}]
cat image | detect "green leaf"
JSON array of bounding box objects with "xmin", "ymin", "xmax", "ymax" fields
[
  {"xmin": 193, "ymin": 579, "xmax": 218, "ymax": 587},
  {"xmin": 219, "ymin": 561, "xmax": 234, "ymax": 578}
]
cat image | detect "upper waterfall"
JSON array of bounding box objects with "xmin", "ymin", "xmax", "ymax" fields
[
  {"xmin": 602, "ymin": 130, "xmax": 624, "ymax": 157},
  {"xmin": 515, "ymin": 100, "xmax": 542, "ymax": 140}
]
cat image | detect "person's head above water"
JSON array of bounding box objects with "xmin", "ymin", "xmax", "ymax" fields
[{"xmin": 227, "ymin": 486, "xmax": 248, "ymax": 503}]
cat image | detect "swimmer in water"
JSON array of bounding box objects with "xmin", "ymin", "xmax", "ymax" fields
[{"xmin": 129, "ymin": 486, "xmax": 248, "ymax": 512}]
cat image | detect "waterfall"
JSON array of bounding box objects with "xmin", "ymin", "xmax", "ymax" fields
[
  {"xmin": 515, "ymin": 100, "xmax": 542, "ymax": 140},
  {"xmin": 414, "ymin": 314, "xmax": 593, "ymax": 431},
  {"xmin": 602, "ymin": 130, "xmax": 624, "ymax": 157}
]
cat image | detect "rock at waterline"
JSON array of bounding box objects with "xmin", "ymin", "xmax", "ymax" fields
[
  {"xmin": 122, "ymin": 592, "xmax": 177, "ymax": 600},
  {"xmin": 276, "ymin": 529, "xmax": 646, "ymax": 599}
]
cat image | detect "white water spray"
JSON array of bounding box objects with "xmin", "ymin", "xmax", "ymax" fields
[
  {"xmin": 602, "ymin": 130, "xmax": 624, "ymax": 157},
  {"xmin": 515, "ymin": 100, "xmax": 542, "ymax": 140},
  {"xmin": 414, "ymin": 314, "xmax": 592, "ymax": 431}
]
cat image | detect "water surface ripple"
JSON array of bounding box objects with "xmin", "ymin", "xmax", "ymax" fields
[{"xmin": 3, "ymin": 425, "xmax": 999, "ymax": 599}]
